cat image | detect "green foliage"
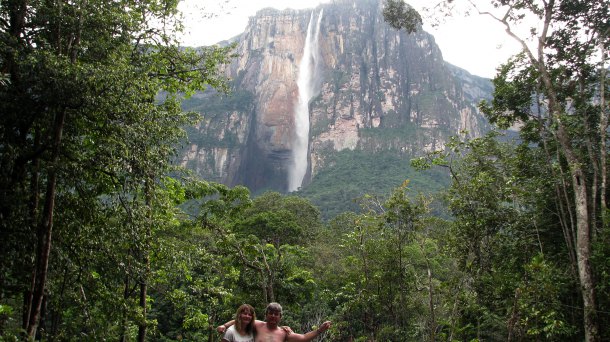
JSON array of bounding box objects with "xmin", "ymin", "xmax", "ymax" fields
[
  {"xmin": 298, "ymin": 150, "xmax": 450, "ymax": 220},
  {"xmin": 1, "ymin": 0, "xmax": 608, "ymax": 340},
  {"xmin": 461, "ymin": 1, "xmax": 609, "ymax": 338},
  {"xmin": 479, "ymin": 55, "xmax": 538, "ymax": 130},
  {"xmin": 433, "ymin": 131, "xmax": 583, "ymax": 341},
  {"xmin": 181, "ymin": 89, "xmax": 254, "ymax": 151},
  {"xmin": 515, "ymin": 255, "xmax": 573, "ymax": 339},
  {"xmin": 313, "ymin": 181, "xmax": 461, "ymax": 341},
  {"xmin": 182, "ymin": 88, "xmax": 254, "ymax": 113},
  {"xmin": 0, "ymin": 0, "xmax": 234, "ymax": 339},
  {"xmin": 382, "ymin": 0, "xmax": 423, "ymax": 33},
  {"xmin": 592, "ymin": 221, "xmax": 610, "ymax": 341}
]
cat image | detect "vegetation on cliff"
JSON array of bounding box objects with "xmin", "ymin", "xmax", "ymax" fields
[{"xmin": 297, "ymin": 149, "xmax": 450, "ymax": 220}]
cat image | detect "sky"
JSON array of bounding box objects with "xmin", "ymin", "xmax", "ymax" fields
[{"xmin": 178, "ymin": 0, "xmax": 522, "ymax": 78}]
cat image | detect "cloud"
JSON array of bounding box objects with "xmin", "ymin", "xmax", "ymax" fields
[{"xmin": 178, "ymin": 0, "xmax": 519, "ymax": 78}]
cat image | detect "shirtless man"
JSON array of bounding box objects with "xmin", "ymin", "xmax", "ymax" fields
[{"xmin": 218, "ymin": 302, "xmax": 332, "ymax": 342}]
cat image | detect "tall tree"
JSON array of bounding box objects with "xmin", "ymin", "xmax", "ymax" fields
[
  {"xmin": 0, "ymin": 0, "xmax": 233, "ymax": 338},
  {"xmin": 476, "ymin": 2, "xmax": 607, "ymax": 340},
  {"xmin": 386, "ymin": 1, "xmax": 609, "ymax": 340}
]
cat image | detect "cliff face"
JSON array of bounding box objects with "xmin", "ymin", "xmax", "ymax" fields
[{"xmin": 180, "ymin": 0, "xmax": 492, "ymax": 193}]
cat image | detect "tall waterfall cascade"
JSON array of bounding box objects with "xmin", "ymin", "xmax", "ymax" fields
[{"xmin": 288, "ymin": 10, "xmax": 323, "ymax": 192}]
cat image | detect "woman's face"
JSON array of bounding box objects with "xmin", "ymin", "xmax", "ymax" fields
[{"xmin": 239, "ymin": 309, "xmax": 253, "ymax": 325}]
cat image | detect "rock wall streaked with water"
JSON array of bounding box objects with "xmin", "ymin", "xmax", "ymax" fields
[{"xmin": 180, "ymin": 0, "xmax": 493, "ymax": 193}]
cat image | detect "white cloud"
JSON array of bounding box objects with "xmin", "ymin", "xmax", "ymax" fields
[
  {"xmin": 178, "ymin": 0, "xmax": 521, "ymax": 78},
  {"xmin": 178, "ymin": 0, "xmax": 330, "ymax": 46}
]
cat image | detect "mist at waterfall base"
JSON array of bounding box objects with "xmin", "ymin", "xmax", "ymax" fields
[{"xmin": 287, "ymin": 10, "xmax": 323, "ymax": 192}]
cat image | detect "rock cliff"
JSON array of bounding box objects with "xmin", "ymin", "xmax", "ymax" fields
[{"xmin": 180, "ymin": 0, "xmax": 493, "ymax": 193}]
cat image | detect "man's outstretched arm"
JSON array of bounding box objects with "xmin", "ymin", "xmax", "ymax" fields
[{"xmin": 285, "ymin": 321, "xmax": 331, "ymax": 342}]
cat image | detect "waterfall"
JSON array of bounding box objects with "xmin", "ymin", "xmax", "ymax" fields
[{"xmin": 288, "ymin": 9, "xmax": 323, "ymax": 192}]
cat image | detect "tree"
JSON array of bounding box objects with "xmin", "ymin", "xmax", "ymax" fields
[
  {"xmin": 382, "ymin": 0, "xmax": 422, "ymax": 33},
  {"xmin": 148, "ymin": 179, "xmax": 247, "ymax": 341},
  {"xmin": 388, "ymin": 1, "xmax": 609, "ymax": 340},
  {"xmin": 325, "ymin": 185, "xmax": 458, "ymax": 341},
  {"xmin": 230, "ymin": 192, "xmax": 322, "ymax": 305},
  {"xmin": 0, "ymin": 0, "xmax": 233, "ymax": 339},
  {"xmin": 196, "ymin": 189, "xmax": 324, "ymax": 321},
  {"xmin": 445, "ymin": 133, "xmax": 576, "ymax": 340},
  {"xmin": 475, "ymin": 2, "xmax": 607, "ymax": 340}
]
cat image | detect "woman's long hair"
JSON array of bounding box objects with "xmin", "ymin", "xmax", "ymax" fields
[{"xmin": 235, "ymin": 304, "xmax": 256, "ymax": 335}]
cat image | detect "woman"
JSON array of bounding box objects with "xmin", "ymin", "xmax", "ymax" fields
[{"xmin": 221, "ymin": 304, "xmax": 256, "ymax": 342}]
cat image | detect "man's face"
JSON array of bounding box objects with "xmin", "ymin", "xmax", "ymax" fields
[{"xmin": 265, "ymin": 309, "xmax": 281, "ymax": 324}]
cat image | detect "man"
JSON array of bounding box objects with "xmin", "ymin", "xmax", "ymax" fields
[{"xmin": 217, "ymin": 302, "xmax": 332, "ymax": 342}]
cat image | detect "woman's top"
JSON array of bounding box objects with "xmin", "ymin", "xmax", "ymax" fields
[{"xmin": 222, "ymin": 325, "xmax": 254, "ymax": 342}]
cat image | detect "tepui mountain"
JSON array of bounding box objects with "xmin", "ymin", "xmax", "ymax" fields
[{"xmin": 179, "ymin": 0, "xmax": 493, "ymax": 197}]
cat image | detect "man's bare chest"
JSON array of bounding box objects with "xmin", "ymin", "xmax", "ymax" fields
[{"xmin": 255, "ymin": 329, "xmax": 286, "ymax": 342}]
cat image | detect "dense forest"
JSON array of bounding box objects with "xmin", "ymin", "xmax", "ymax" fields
[{"xmin": 1, "ymin": 0, "xmax": 609, "ymax": 341}]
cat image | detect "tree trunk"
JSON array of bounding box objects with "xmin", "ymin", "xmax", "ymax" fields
[
  {"xmin": 552, "ymin": 92, "xmax": 600, "ymax": 342},
  {"xmin": 550, "ymin": 103, "xmax": 599, "ymax": 342},
  {"xmin": 426, "ymin": 264, "xmax": 436, "ymax": 342},
  {"xmin": 570, "ymin": 168, "xmax": 599, "ymax": 342},
  {"xmin": 600, "ymin": 48, "xmax": 608, "ymax": 219},
  {"xmin": 261, "ymin": 251, "xmax": 275, "ymax": 303},
  {"xmin": 22, "ymin": 128, "xmax": 41, "ymax": 331},
  {"xmin": 119, "ymin": 275, "xmax": 130, "ymax": 342},
  {"xmin": 138, "ymin": 182, "xmax": 153, "ymax": 342},
  {"xmin": 532, "ymin": 12, "xmax": 600, "ymax": 336},
  {"xmin": 137, "ymin": 278, "xmax": 147, "ymax": 342},
  {"xmin": 25, "ymin": 108, "xmax": 67, "ymax": 338}
]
